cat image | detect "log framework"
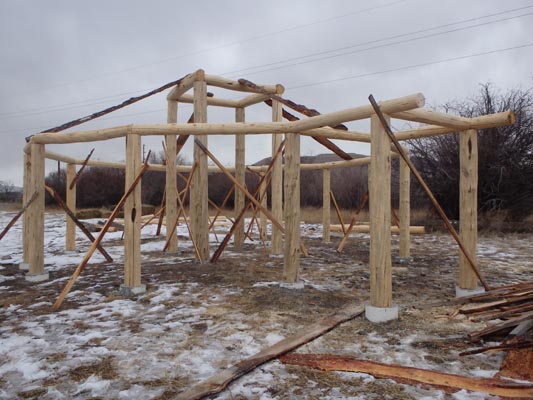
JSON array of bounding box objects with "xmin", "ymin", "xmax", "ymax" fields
[{"xmin": 20, "ymin": 69, "xmax": 516, "ymax": 318}]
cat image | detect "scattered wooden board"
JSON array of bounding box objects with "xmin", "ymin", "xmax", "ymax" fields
[{"xmin": 175, "ymin": 304, "xmax": 364, "ymax": 400}]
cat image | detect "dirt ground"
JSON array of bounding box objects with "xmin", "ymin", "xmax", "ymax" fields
[{"xmin": 0, "ymin": 208, "xmax": 532, "ymax": 399}]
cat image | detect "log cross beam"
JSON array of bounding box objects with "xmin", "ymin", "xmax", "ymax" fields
[{"xmin": 368, "ymin": 94, "xmax": 490, "ymax": 291}]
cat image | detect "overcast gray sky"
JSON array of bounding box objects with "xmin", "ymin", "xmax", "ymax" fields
[{"xmin": 1, "ymin": 0, "xmax": 532, "ymax": 186}]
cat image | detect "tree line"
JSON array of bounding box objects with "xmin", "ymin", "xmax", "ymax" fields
[{"xmin": 43, "ymin": 83, "xmax": 532, "ymax": 221}]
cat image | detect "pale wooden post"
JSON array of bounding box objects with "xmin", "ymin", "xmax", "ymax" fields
[
  {"xmin": 123, "ymin": 133, "xmax": 144, "ymax": 294},
  {"xmin": 459, "ymin": 129, "xmax": 479, "ymax": 290},
  {"xmin": 271, "ymin": 99, "xmax": 283, "ymax": 254},
  {"xmin": 191, "ymin": 76, "xmax": 210, "ymax": 261},
  {"xmin": 165, "ymin": 100, "xmax": 178, "ymax": 252},
  {"xmin": 367, "ymin": 114, "xmax": 396, "ymax": 322},
  {"xmin": 65, "ymin": 163, "xmax": 77, "ymax": 251},
  {"xmin": 283, "ymin": 132, "xmax": 300, "ymax": 283},
  {"xmin": 21, "ymin": 152, "xmax": 31, "ymax": 268},
  {"xmin": 234, "ymin": 107, "xmax": 246, "ymax": 248},
  {"xmin": 322, "ymin": 168, "xmax": 331, "ymax": 242},
  {"xmin": 259, "ymin": 176, "xmax": 268, "ymax": 242},
  {"xmin": 25, "ymin": 142, "xmax": 48, "ymax": 282},
  {"xmin": 399, "ymin": 148, "xmax": 411, "ymax": 259}
]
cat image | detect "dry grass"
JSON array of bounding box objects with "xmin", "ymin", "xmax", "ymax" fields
[{"xmin": 68, "ymin": 356, "xmax": 118, "ymax": 382}]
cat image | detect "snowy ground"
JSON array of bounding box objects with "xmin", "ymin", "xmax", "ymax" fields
[{"xmin": 0, "ymin": 210, "xmax": 532, "ymax": 399}]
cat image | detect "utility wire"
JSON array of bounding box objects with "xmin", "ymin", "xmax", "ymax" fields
[
  {"xmin": 9, "ymin": 0, "xmax": 406, "ymax": 99},
  {"xmin": 2, "ymin": 41, "xmax": 529, "ymax": 135},
  {"xmin": 2, "ymin": 3, "xmax": 529, "ymax": 121}
]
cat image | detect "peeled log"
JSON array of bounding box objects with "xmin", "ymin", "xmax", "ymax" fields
[
  {"xmin": 280, "ymin": 353, "xmax": 533, "ymax": 398},
  {"xmin": 330, "ymin": 224, "xmax": 425, "ymax": 234}
]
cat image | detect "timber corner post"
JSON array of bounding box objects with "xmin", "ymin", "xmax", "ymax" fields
[
  {"xmin": 457, "ymin": 128, "xmax": 483, "ymax": 297},
  {"xmin": 191, "ymin": 69, "xmax": 210, "ymax": 262},
  {"xmin": 25, "ymin": 141, "xmax": 49, "ymax": 282},
  {"xmin": 121, "ymin": 130, "xmax": 146, "ymax": 295},
  {"xmin": 366, "ymin": 113, "xmax": 398, "ymax": 322}
]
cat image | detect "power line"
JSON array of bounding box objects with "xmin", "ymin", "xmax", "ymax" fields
[
  {"xmin": 287, "ymin": 43, "xmax": 533, "ymax": 91},
  {"xmin": 10, "ymin": 0, "xmax": 407, "ymax": 99},
  {"xmin": 2, "ymin": 41, "xmax": 528, "ymax": 135},
  {"xmin": 221, "ymin": 9, "xmax": 533, "ymax": 78},
  {"xmin": 2, "ymin": 3, "xmax": 529, "ymax": 121}
]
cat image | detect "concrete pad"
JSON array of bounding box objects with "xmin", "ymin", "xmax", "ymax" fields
[
  {"xmin": 455, "ymin": 285, "xmax": 485, "ymax": 298},
  {"xmin": 119, "ymin": 284, "xmax": 147, "ymax": 296},
  {"xmin": 394, "ymin": 256, "xmax": 414, "ymax": 264},
  {"xmin": 25, "ymin": 272, "xmax": 49, "ymax": 283},
  {"xmin": 279, "ymin": 281, "xmax": 305, "ymax": 290},
  {"xmin": 365, "ymin": 304, "xmax": 399, "ymax": 323},
  {"xmin": 19, "ymin": 262, "xmax": 29, "ymax": 271}
]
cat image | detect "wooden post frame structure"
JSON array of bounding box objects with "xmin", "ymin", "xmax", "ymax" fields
[{"xmin": 21, "ymin": 69, "xmax": 515, "ymax": 319}]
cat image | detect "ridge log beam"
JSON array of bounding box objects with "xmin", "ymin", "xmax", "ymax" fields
[
  {"xmin": 165, "ymin": 99, "xmax": 178, "ymax": 253},
  {"xmin": 65, "ymin": 163, "xmax": 77, "ymax": 251},
  {"xmin": 191, "ymin": 78, "xmax": 210, "ymax": 261},
  {"xmin": 167, "ymin": 69, "xmax": 204, "ymax": 101},
  {"xmin": 459, "ymin": 129, "xmax": 479, "ymax": 291}
]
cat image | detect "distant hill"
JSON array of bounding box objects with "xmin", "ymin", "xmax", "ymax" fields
[{"xmin": 253, "ymin": 152, "xmax": 367, "ymax": 166}]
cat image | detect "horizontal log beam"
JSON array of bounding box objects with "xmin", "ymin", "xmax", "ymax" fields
[
  {"xmin": 30, "ymin": 93, "xmax": 425, "ymax": 145},
  {"xmin": 177, "ymin": 93, "xmax": 240, "ymax": 108}
]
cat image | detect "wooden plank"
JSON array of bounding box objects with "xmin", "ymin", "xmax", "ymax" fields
[
  {"xmin": 124, "ymin": 133, "xmax": 142, "ymax": 288},
  {"xmin": 52, "ymin": 153, "xmax": 151, "ymax": 310},
  {"xmin": 369, "ymin": 114, "xmax": 392, "ymax": 308},
  {"xmin": 330, "ymin": 191, "xmax": 345, "ymax": 234},
  {"xmin": 65, "ymin": 163, "xmax": 77, "ymax": 250},
  {"xmin": 369, "ymin": 95, "xmax": 490, "ymax": 291},
  {"xmin": 259, "ymin": 173, "xmax": 268, "ymax": 243},
  {"xmin": 234, "ymin": 107, "xmax": 246, "ymax": 248},
  {"xmin": 322, "ymin": 169, "xmax": 331, "ymax": 242},
  {"xmin": 271, "ymin": 99, "xmax": 283, "ymax": 254},
  {"xmin": 191, "ymin": 79, "xmax": 210, "ymax": 261},
  {"xmin": 459, "ymin": 129, "xmax": 479, "ymax": 289},
  {"xmin": 280, "ymin": 353, "xmax": 533, "ymax": 398},
  {"xmin": 175, "ymin": 304, "xmax": 364, "ymax": 400}
]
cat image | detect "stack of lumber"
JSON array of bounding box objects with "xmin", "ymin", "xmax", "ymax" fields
[{"xmin": 451, "ymin": 281, "xmax": 533, "ymax": 381}]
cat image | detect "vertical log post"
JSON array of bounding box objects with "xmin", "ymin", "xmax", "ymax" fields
[
  {"xmin": 21, "ymin": 152, "xmax": 31, "ymax": 270},
  {"xmin": 366, "ymin": 114, "xmax": 397, "ymax": 322},
  {"xmin": 398, "ymin": 148, "xmax": 411, "ymax": 260},
  {"xmin": 271, "ymin": 99, "xmax": 283, "ymax": 254},
  {"xmin": 234, "ymin": 107, "xmax": 246, "ymax": 248},
  {"xmin": 283, "ymin": 132, "xmax": 301, "ymax": 284},
  {"xmin": 458, "ymin": 129, "xmax": 480, "ymax": 294},
  {"xmin": 191, "ymin": 73, "xmax": 210, "ymax": 261},
  {"xmin": 259, "ymin": 176, "xmax": 268, "ymax": 242},
  {"xmin": 65, "ymin": 163, "xmax": 77, "ymax": 251},
  {"xmin": 322, "ymin": 168, "xmax": 331, "ymax": 242},
  {"xmin": 122, "ymin": 133, "xmax": 145, "ymax": 295},
  {"xmin": 25, "ymin": 143, "xmax": 48, "ymax": 282},
  {"xmin": 165, "ymin": 100, "xmax": 178, "ymax": 252}
]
